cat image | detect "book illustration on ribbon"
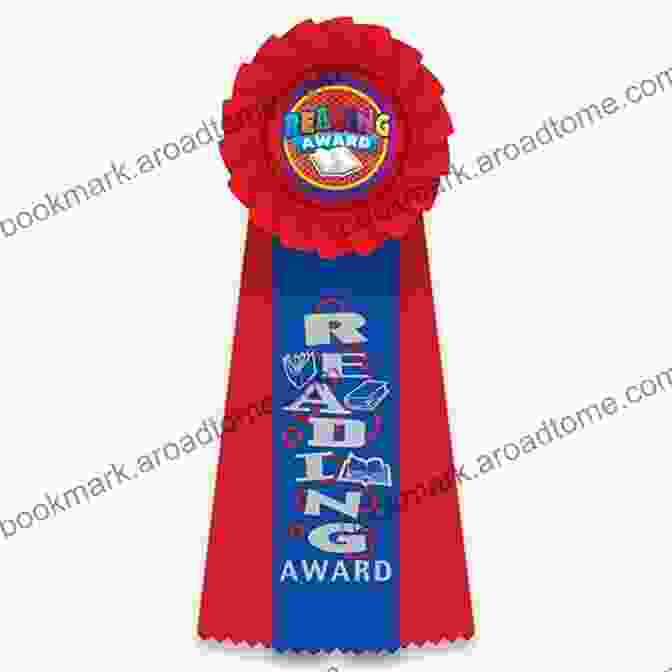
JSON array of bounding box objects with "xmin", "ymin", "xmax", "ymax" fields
[
  {"xmin": 343, "ymin": 379, "xmax": 390, "ymax": 411},
  {"xmin": 338, "ymin": 452, "xmax": 393, "ymax": 488},
  {"xmin": 309, "ymin": 146, "xmax": 363, "ymax": 178},
  {"xmin": 282, "ymin": 351, "xmax": 319, "ymax": 390}
]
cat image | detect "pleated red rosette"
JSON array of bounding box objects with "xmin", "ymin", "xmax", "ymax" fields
[
  {"xmin": 220, "ymin": 17, "xmax": 453, "ymax": 258},
  {"xmin": 200, "ymin": 18, "xmax": 474, "ymax": 653}
]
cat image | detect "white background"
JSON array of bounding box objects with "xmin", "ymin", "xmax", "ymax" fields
[{"xmin": 1, "ymin": 1, "xmax": 671, "ymax": 671}]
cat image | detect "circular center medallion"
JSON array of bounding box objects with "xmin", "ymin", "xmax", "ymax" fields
[{"xmin": 282, "ymin": 81, "xmax": 392, "ymax": 194}]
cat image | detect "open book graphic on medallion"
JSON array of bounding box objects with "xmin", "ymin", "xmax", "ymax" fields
[{"xmin": 309, "ymin": 147, "xmax": 363, "ymax": 178}]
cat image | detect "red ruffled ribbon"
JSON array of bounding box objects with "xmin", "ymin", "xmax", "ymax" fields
[{"xmin": 220, "ymin": 17, "xmax": 453, "ymax": 258}]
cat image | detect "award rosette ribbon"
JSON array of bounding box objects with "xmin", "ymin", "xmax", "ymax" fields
[{"xmin": 199, "ymin": 18, "xmax": 474, "ymax": 652}]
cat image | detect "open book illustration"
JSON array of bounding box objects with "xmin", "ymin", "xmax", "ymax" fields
[
  {"xmin": 338, "ymin": 452, "xmax": 393, "ymax": 487},
  {"xmin": 309, "ymin": 146, "xmax": 363, "ymax": 178}
]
